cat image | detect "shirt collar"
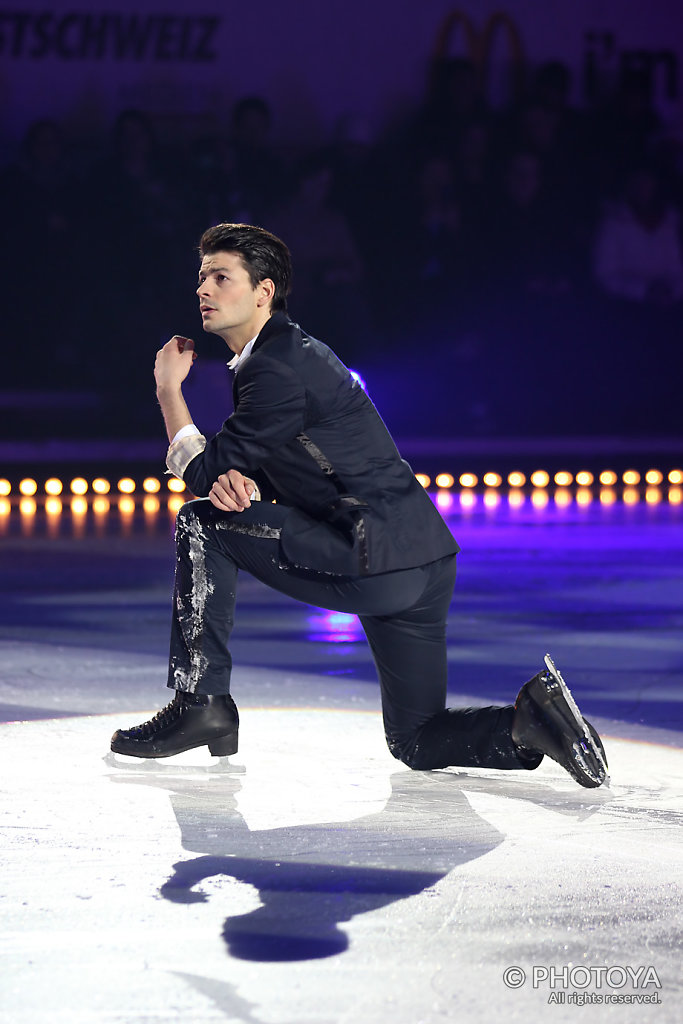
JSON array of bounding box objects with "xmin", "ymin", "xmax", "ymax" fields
[{"xmin": 227, "ymin": 336, "xmax": 257, "ymax": 372}]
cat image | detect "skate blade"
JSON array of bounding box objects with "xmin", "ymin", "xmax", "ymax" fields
[{"xmin": 543, "ymin": 653, "xmax": 609, "ymax": 785}]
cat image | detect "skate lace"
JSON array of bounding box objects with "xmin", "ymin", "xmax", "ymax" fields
[{"xmin": 134, "ymin": 693, "xmax": 183, "ymax": 738}]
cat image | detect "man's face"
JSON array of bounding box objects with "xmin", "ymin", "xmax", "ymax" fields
[{"xmin": 196, "ymin": 250, "xmax": 267, "ymax": 336}]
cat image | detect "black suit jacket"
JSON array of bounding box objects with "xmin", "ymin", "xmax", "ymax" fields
[{"xmin": 183, "ymin": 312, "xmax": 459, "ymax": 575}]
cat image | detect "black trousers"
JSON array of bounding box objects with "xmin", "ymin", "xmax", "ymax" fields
[{"xmin": 168, "ymin": 499, "xmax": 533, "ymax": 772}]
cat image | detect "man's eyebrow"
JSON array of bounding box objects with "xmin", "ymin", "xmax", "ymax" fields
[{"xmin": 198, "ymin": 266, "xmax": 231, "ymax": 278}]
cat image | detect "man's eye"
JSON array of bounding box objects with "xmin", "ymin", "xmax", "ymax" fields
[{"xmin": 216, "ymin": 274, "xmax": 228, "ymax": 283}]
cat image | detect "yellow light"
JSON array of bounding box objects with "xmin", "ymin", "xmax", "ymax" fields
[
  {"xmin": 530, "ymin": 470, "xmax": 549, "ymax": 488},
  {"xmin": 436, "ymin": 489, "xmax": 453, "ymax": 510},
  {"xmin": 0, "ymin": 479, "xmax": 12, "ymax": 496},
  {"xmin": 600, "ymin": 488, "xmax": 616, "ymax": 506},
  {"xmin": 459, "ymin": 473, "xmax": 478, "ymax": 488},
  {"xmin": 460, "ymin": 490, "xmax": 476, "ymax": 509},
  {"xmin": 645, "ymin": 469, "xmax": 663, "ymax": 485},
  {"xmin": 45, "ymin": 497, "xmax": 62, "ymax": 516},
  {"xmin": 92, "ymin": 478, "xmax": 111, "ymax": 494},
  {"xmin": 71, "ymin": 496, "xmax": 88, "ymax": 516},
  {"xmin": 646, "ymin": 487, "xmax": 662, "ymax": 505},
  {"xmin": 70, "ymin": 477, "xmax": 88, "ymax": 495},
  {"xmin": 483, "ymin": 472, "xmax": 502, "ymax": 488},
  {"xmin": 0, "ymin": 497, "xmax": 10, "ymax": 516},
  {"xmin": 623, "ymin": 487, "xmax": 639, "ymax": 505},
  {"xmin": 19, "ymin": 478, "xmax": 37, "ymax": 496},
  {"xmin": 92, "ymin": 497, "xmax": 110, "ymax": 515},
  {"xmin": 143, "ymin": 477, "xmax": 161, "ymax": 494},
  {"xmin": 669, "ymin": 487, "xmax": 682, "ymax": 505},
  {"xmin": 44, "ymin": 477, "xmax": 63, "ymax": 495},
  {"xmin": 508, "ymin": 488, "xmax": 524, "ymax": 507},
  {"xmin": 576, "ymin": 471, "xmax": 595, "ymax": 486},
  {"xmin": 20, "ymin": 497, "xmax": 37, "ymax": 515},
  {"xmin": 143, "ymin": 495, "xmax": 160, "ymax": 514},
  {"xmin": 554, "ymin": 488, "xmax": 572, "ymax": 507},
  {"xmin": 507, "ymin": 471, "xmax": 526, "ymax": 487},
  {"xmin": 435, "ymin": 473, "xmax": 454, "ymax": 489},
  {"xmin": 118, "ymin": 496, "xmax": 135, "ymax": 515},
  {"xmin": 554, "ymin": 471, "xmax": 573, "ymax": 487},
  {"xmin": 167, "ymin": 477, "xmax": 187, "ymax": 493},
  {"xmin": 168, "ymin": 494, "xmax": 184, "ymax": 514},
  {"xmin": 623, "ymin": 470, "xmax": 640, "ymax": 485},
  {"xmin": 118, "ymin": 478, "xmax": 136, "ymax": 494},
  {"xmin": 599, "ymin": 470, "xmax": 616, "ymax": 486},
  {"xmin": 668, "ymin": 469, "xmax": 683, "ymax": 485},
  {"xmin": 576, "ymin": 488, "xmax": 593, "ymax": 506},
  {"xmin": 531, "ymin": 489, "xmax": 549, "ymax": 508},
  {"xmin": 484, "ymin": 489, "xmax": 500, "ymax": 508},
  {"xmin": 415, "ymin": 473, "xmax": 430, "ymax": 489}
]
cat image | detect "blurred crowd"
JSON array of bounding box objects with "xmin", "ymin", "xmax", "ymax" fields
[{"xmin": 2, "ymin": 58, "xmax": 682, "ymax": 436}]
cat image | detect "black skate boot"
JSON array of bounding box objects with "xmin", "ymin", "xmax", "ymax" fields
[
  {"xmin": 511, "ymin": 654, "xmax": 608, "ymax": 788},
  {"xmin": 110, "ymin": 692, "xmax": 239, "ymax": 758}
]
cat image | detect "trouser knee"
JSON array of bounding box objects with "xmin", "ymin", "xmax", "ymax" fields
[{"xmin": 385, "ymin": 731, "xmax": 432, "ymax": 771}]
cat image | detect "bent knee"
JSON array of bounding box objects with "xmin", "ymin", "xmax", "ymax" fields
[{"xmin": 386, "ymin": 732, "xmax": 435, "ymax": 771}]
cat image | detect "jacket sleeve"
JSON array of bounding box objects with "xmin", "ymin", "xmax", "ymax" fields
[{"xmin": 181, "ymin": 356, "xmax": 306, "ymax": 497}]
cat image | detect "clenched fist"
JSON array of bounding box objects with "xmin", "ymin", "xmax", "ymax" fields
[{"xmin": 209, "ymin": 469, "xmax": 260, "ymax": 512}]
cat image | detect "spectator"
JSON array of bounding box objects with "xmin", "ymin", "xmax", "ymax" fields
[{"xmin": 593, "ymin": 165, "xmax": 683, "ymax": 305}]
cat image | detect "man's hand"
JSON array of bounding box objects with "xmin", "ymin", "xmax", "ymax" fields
[
  {"xmin": 209, "ymin": 470, "xmax": 258, "ymax": 512},
  {"xmin": 155, "ymin": 336, "xmax": 197, "ymax": 392}
]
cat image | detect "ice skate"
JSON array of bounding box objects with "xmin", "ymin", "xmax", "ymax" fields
[
  {"xmin": 512, "ymin": 654, "xmax": 608, "ymax": 788},
  {"xmin": 111, "ymin": 692, "xmax": 239, "ymax": 758}
]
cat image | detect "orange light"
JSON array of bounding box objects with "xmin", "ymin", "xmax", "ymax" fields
[
  {"xmin": 0, "ymin": 479, "xmax": 11, "ymax": 497},
  {"xmin": 118, "ymin": 478, "xmax": 136, "ymax": 494},
  {"xmin": 554, "ymin": 488, "xmax": 572, "ymax": 507},
  {"xmin": 645, "ymin": 487, "xmax": 662, "ymax": 505},
  {"xmin": 70, "ymin": 477, "xmax": 88, "ymax": 495},
  {"xmin": 531, "ymin": 489, "xmax": 549, "ymax": 508},
  {"xmin": 45, "ymin": 477, "xmax": 63, "ymax": 496},
  {"xmin": 623, "ymin": 487, "xmax": 639, "ymax": 505},
  {"xmin": 669, "ymin": 487, "xmax": 682, "ymax": 505},
  {"xmin": 484, "ymin": 489, "xmax": 501, "ymax": 508},
  {"xmin": 554, "ymin": 471, "xmax": 573, "ymax": 487},
  {"xmin": 507, "ymin": 471, "xmax": 526, "ymax": 488},
  {"xmin": 143, "ymin": 477, "xmax": 161, "ymax": 494},
  {"xmin": 19, "ymin": 478, "xmax": 37, "ymax": 496},
  {"xmin": 435, "ymin": 473, "xmax": 454, "ymax": 489},
  {"xmin": 436, "ymin": 489, "xmax": 454, "ymax": 510},
  {"xmin": 118, "ymin": 496, "xmax": 135, "ymax": 515},
  {"xmin": 71, "ymin": 496, "xmax": 88, "ymax": 516},
  {"xmin": 92, "ymin": 497, "xmax": 110, "ymax": 515},
  {"xmin": 623, "ymin": 470, "xmax": 640, "ymax": 486},
  {"xmin": 167, "ymin": 478, "xmax": 187, "ymax": 493},
  {"xmin": 168, "ymin": 495, "xmax": 184, "ymax": 514},
  {"xmin": 576, "ymin": 488, "xmax": 593, "ymax": 506},
  {"xmin": 0, "ymin": 498, "xmax": 11, "ymax": 516},
  {"xmin": 508, "ymin": 489, "xmax": 524, "ymax": 507},
  {"xmin": 530, "ymin": 470, "xmax": 549, "ymax": 488},
  {"xmin": 576, "ymin": 471, "xmax": 595, "ymax": 486},
  {"xmin": 459, "ymin": 473, "xmax": 478, "ymax": 488},
  {"xmin": 460, "ymin": 490, "xmax": 476, "ymax": 509},
  {"xmin": 20, "ymin": 497, "xmax": 37, "ymax": 515},
  {"xmin": 668, "ymin": 469, "xmax": 683, "ymax": 485},
  {"xmin": 143, "ymin": 495, "xmax": 160, "ymax": 514},
  {"xmin": 645, "ymin": 469, "xmax": 663, "ymax": 485},
  {"xmin": 45, "ymin": 497, "xmax": 62, "ymax": 516},
  {"xmin": 92, "ymin": 478, "xmax": 110, "ymax": 494},
  {"xmin": 600, "ymin": 488, "xmax": 616, "ymax": 506},
  {"xmin": 483, "ymin": 472, "xmax": 502, "ymax": 488}
]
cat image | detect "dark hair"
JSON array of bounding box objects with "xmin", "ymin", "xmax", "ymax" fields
[{"xmin": 199, "ymin": 223, "xmax": 292, "ymax": 312}]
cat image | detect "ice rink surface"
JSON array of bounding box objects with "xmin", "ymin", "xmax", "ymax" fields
[{"xmin": 1, "ymin": 494, "xmax": 682, "ymax": 1022}]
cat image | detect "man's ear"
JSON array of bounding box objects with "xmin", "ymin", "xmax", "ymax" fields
[{"xmin": 257, "ymin": 278, "xmax": 276, "ymax": 307}]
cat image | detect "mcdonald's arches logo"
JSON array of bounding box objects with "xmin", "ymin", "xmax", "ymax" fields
[{"xmin": 433, "ymin": 10, "xmax": 525, "ymax": 102}]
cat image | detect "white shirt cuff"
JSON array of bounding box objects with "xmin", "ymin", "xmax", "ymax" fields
[{"xmin": 171, "ymin": 423, "xmax": 201, "ymax": 445}]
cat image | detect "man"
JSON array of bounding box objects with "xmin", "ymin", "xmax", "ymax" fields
[{"xmin": 111, "ymin": 223, "xmax": 607, "ymax": 788}]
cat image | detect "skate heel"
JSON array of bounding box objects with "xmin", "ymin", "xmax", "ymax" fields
[{"xmin": 208, "ymin": 731, "xmax": 238, "ymax": 756}]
